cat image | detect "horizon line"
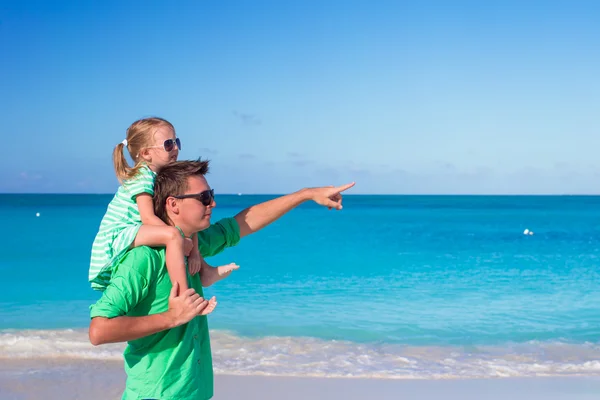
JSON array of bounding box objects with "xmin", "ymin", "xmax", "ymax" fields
[{"xmin": 2, "ymin": 192, "xmax": 600, "ymax": 197}]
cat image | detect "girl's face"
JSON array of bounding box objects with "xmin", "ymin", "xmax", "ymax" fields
[{"xmin": 142, "ymin": 125, "xmax": 180, "ymax": 170}]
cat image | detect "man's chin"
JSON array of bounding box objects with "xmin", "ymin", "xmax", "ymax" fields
[{"xmin": 197, "ymin": 219, "xmax": 211, "ymax": 231}]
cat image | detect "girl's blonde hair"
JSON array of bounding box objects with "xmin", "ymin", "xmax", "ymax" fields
[{"xmin": 113, "ymin": 117, "xmax": 175, "ymax": 183}]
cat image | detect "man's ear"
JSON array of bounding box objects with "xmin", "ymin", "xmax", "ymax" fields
[{"xmin": 166, "ymin": 197, "xmax": 180, "ymax": 215}]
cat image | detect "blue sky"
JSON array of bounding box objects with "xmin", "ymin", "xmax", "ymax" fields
[{"xmin": 1, "ymin": 0, "xmax": 599, "ymax": 194}]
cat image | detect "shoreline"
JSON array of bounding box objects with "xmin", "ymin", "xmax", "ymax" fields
[
  {"xmin": 1, "ymin": 359, "xmax": 600, "ymax": 400},
  {"xmin": 3, "ymin": 328, "xmax": 600, "ymax": 379}
]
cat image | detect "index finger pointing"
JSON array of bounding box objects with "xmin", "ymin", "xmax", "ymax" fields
[{"xmin": 335, "ymin": 182, "xmax": 355, "ymax": 193}]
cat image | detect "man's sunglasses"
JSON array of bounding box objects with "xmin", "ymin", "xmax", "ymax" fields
[
  {"xmin": 173, "ymin": 189, "xmax": 214, "ymax": 206},
  {"xmin": 148, "ymin": 138, "xmax": 182, "ymax": 152}
]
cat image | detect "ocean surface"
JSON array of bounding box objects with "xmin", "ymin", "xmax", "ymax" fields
[{"xmin": 1, "ymin": 194, "xmax": 599, "ymax": 379}]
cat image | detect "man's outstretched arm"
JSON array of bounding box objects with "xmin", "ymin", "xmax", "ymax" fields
[{"xmin": 234, "ymin": 182, "xmax": 355, "ymax": 238}]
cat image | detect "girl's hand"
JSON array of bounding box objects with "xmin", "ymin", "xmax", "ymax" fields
[{"xmin": 188, "ymin": 250, "xmax": 202, "ymax": 275}]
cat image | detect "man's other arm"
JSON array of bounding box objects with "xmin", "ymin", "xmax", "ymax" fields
[
  {"xmin": 89, "ymin": 249, "xmax": 210, "ymax": 345},
  {"xmin": 89, "ymin": 283, "xmax": 209, "ymax": 345}
]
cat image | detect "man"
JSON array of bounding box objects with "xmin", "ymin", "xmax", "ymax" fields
[{"xmin": 89, "ymin": 159, "xmax": 354, "ymax": 400}]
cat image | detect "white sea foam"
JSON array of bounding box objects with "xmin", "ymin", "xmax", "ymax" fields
[
  {"xmin": 0, "ymin": 329, "xmax": 124, "ymax": 360},
  {"xmin": 2, "ymin": 329, "xmax": 600, "ymax": 379}
]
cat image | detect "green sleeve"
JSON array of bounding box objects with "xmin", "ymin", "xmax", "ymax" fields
[
  {"xmin": 197, "ymin": 217, "xmax": 241, "ymax": 257},
  {"xmin": 89, "ymin": 247, "xmax": 158, "ymax": 319},
  {"xmin": 124, "ymin": 167, "xmax": 155, "ymax": 199}
]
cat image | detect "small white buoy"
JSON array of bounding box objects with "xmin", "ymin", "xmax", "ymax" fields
[
  {"xmin": 36, "ymin": 212, "xmax": 40, "ymax": 217},
  {"xmin": 529, "ymin": 231, "xmax": 534, "ymax": 236},
  {"xmin": 523, "ymin": 229, "xmax": 529, "ymax": 235}
]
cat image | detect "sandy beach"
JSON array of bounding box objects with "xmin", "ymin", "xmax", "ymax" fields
[{"xmin": 1, "ymin": 359, "xmax": 599, "ymax": 400}]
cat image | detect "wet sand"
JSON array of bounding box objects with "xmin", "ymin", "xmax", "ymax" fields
[{"xmin": 1, "ymin": 359, "xmax": 599, "ymax": 400}]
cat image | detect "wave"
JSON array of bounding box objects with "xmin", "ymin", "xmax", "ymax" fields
[{"xmin": 2, "ymin": 328, "xmax": 600, "ymax": 379}]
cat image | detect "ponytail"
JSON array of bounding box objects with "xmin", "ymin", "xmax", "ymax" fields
[{"xmin": 112, "ymin": 143, "xmax": 143, "ymax": 184}]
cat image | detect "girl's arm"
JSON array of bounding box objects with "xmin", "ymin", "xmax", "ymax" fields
[
  {"xmin": 136, "ymin": 193, "xmax": 167, "ymax": 226},
  {"xmin": 188, "ymin": 233, "xmax": 202, "ymax": 275},
  {"xmin": 190, "ymin": 233, "xmax": 199, "ymax": 255}
]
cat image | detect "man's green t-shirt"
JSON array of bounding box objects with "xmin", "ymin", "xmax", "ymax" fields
[{"xmin": 90, "ymin": 218, "xmax": 241, "ymax": 400}]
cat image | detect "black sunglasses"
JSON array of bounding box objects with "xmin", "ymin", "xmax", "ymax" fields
[
  {"xmin": 174, "ymin": 189, "xmax": 214, "ymax": 206},
  {"xmin": 148, "ymin": 138, "xmax": 181, "ymax": 152}
]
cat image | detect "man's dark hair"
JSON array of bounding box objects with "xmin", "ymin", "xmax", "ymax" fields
[{"xmin": 153, "ymin": 158, "xmax": 210, "ymax": 224}]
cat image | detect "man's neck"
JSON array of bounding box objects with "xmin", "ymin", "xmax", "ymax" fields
[{"xmin": 171, "ymin": 222, "xmax": 193, "ymax": 238}]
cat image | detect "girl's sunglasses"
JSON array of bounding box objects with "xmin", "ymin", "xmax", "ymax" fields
[
  {"xmin": 173, "ymin": 189, "xmax": 214, "ymax": 206},
  {"xmin": 148, "ymin": 138, "xmax": 182, "ymax": 152}
]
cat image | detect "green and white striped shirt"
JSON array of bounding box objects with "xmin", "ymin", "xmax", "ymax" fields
[{"xmin": 88, "ymin": 165, "xmax": 156, "ymax": 290}]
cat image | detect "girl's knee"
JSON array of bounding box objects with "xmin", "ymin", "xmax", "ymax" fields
[{"xmin": 165, "ymin": 226, "xmax": 183, "ymax": 243}]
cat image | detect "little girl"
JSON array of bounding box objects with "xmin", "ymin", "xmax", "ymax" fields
[{"xmin": 89, "ymin": 117, "xmax": 237, "ymax": 303}]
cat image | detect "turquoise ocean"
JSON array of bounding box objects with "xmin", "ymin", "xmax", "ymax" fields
[{"xmin": 1, "ymin": 194, "xmax": 599, "ymax": 379}]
